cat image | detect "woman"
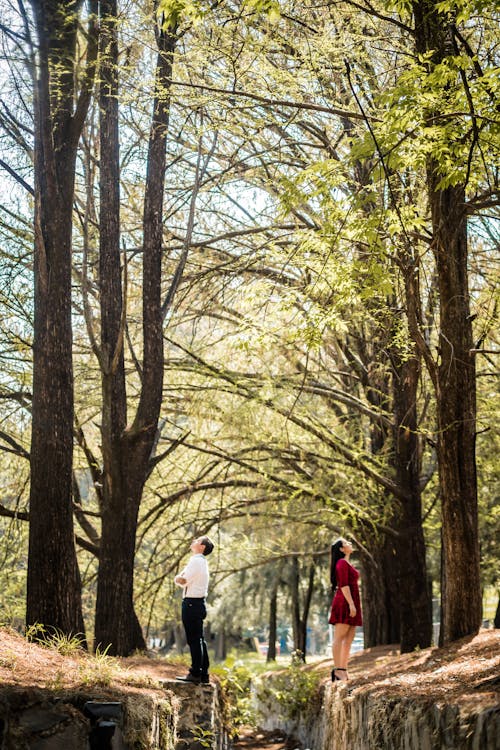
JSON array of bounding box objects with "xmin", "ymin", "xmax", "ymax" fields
[{"xmin": 328, "ymin": 538, "xmax": 362, "ymax": 682}]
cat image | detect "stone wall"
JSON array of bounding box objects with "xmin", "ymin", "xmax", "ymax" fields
[
  {"xmin": 160, "ymin": 679, "xmax": 229, "ymax": 750},
  {"xmin": 0, "ymin": 680, "xmax": 229, "ymax": 750},
  {"xmin": 253, "ymin": 678, "xmax": 500, "ymax": 750},
  {"xmin": 0, "ymin": 687, "xmax": 177, "ymax": 749}
]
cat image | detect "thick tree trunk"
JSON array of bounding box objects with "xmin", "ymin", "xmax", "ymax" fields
[
  {"xmin": 432, "ymin": 183, "xmax": 481, "ymax": 644},
  {"xmin": 360, "ymin": 364, "xmax": 401, "ymax": 647},
  {"xmin": 94, "ymin": 453, "xmax": 146, "ymax": 654},
  {"xmin": 28, "ymin": 180, "xmax": 84, "ymax": 637},
  {"xmin": 359, "ymin": 540, "xmax": 400, "ymax": 647},
  {"xmin": 412, "ymin": 1, "xmax": 481, "ymax": 645},
  {"xmin": 26, "ymin": 0, "xmax": 97, "ymax": 639},
  {"xmin": 393, "ymin": 354, "xmax": 432, "ymax": 651}
]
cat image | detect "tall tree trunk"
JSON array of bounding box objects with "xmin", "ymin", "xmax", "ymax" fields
[
  {"xmin": 26, "ymin": 0, "xmax": 97, "ymax": 638},
  {"xmin": 412, "ymin": 1, "xmax": 481, "ymax": 645},
  {"xmin": 432, "ymin": 183, "xmax": 481, "ymax": 645},
  {"xmin": 392, "ymin": 353, "xmax": 432, "ymax": 651},
  {"xmin": 93, "ymin": 0, "xmax": 145, "ymax": 656},
  {"xmin": 93, "ymin": 4, "xmax": 177, "ymax": 655}
]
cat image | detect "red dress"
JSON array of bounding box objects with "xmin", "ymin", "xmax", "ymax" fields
[{"xmin": 328, "ymin": 558, "xmax": 362, "ymax": 626}]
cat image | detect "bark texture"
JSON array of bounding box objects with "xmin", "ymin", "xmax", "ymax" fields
[{"xmin": 392, "ymin": 353, "xmax": 432, "ymax": 651}]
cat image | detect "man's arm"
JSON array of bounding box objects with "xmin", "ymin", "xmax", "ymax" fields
[{"xmin": 174, "ymin": 557, "xmax": 202, "ymax": 587}]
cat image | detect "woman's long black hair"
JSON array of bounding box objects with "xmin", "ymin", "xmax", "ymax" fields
[{"xmin": 330, "ymin": 539, "xmax": 345, "ymax": 589}]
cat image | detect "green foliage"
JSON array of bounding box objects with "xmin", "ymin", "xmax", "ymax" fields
[
  {"xmin": 157, "ymin": 0, "xmax": 205, "ymax": 30},
  {"xmin": 255, "ymin": 659, "xmax": 322, "ymax": 720},
  {"xmin": 212, "ymin": 660, "xmax": 256, "ymax": 734},
  {"xmin": 191, "ymin": 725, "xmax": 215, "ymax": 748},
  {"xmin": 157, "ymin": 0, "xmax": 280, "ymax": 30},
  {"xmin": 376, "ymin": 49, "xmax": 500, "ymax": 191}
]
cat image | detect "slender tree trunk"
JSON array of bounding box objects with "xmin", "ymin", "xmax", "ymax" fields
[
  {"xmin": 290, "ymin": 557, "xmax": 301, "ymax": 656},
  {"xmin": 26, "ymin": 0, "xmax": 97, "ymax": 639},
  {"xmin": 93, "ymin": 4, "xmax": 177, "ymax": 654},
  {"xmin": 215, "ymin": 627, "xmax": 226, "ymax": 661},
  {"xmin": 412, "ymin": 1, "xmax": 481, "ymax": 645},
  {"xmin": 267, "ymin": 583, "xmax": 278, "ymax": 662},
  {"xmin": 289, "ymin": 557, "xmax": 314, "ymax": 660}
]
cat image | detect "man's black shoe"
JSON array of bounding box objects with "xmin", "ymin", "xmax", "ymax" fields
[
  {"xmin": 200, "ymin": 675, "xmax": 210, "ymax": 684},
  {"xmin": 175, "ymin": 674, "xmax": 201, "ymax": 684}
]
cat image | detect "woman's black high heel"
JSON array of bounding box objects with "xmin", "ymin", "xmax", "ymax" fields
[{"xmin": 332, "ymin": 667, "xmax": 347, "ymax": 682}]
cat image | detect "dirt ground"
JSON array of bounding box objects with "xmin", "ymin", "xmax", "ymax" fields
[
  {"xmin": 0, "ymin": 627, "xmax": 498, "ymax": 749},
  {"xmin": 314, "ymin": 628, "xmax": 500, "ymax": 709}
]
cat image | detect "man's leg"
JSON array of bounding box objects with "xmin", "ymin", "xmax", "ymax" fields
[
  {"xmin": 182, "ymin": 601, "xmax": 204, "ymax": 676},
  {"xmin": 199, "ymin": 601, "xmax": 209, "ymax": 679},
  {"xmin": 201, "ymin": 633, "xmax": 209, "ymax": 678}
]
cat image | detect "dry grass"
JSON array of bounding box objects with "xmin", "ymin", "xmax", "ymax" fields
[{"xmin": 0, "ymin": 626, "xmax": 181, "ymax": 699}]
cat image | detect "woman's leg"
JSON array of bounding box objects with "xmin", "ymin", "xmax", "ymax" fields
[
  {"xmin": 332, "ymin": 623, "xmax": 350, "ymax": 680},
  {"xmin": 340, "ymin": 625, "xmax": 357, "ymax": 676}
]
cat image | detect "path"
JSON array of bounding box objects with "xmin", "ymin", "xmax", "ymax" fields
[{"xmin": 233, "ymin": 728, "xmax": 302, "ymax": 750}]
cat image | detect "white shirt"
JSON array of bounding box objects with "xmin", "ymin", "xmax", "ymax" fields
[{"xmin": 176, "ymin": 553, "xmax": 209, "ymax": 598}]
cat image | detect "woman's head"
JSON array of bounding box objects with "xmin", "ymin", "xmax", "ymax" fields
[{"xmin": 330, "ymin": 538, "xmax": 352, "ymax": 586}]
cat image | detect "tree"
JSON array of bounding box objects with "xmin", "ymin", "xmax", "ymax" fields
[
  {"xmin": 407, "ymin": 0, "xmax": 486, "ymax": 643},
  {"xmin": 26, "ymin": 0, "xmax": 98, "ymax": 638},
  {"xmin": 91, "ymin": 2, "xmax": 178, "ymax": 654}
]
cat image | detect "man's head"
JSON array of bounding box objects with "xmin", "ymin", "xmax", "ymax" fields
[{"xmin": 191, "ymin": 536, "xmax": 214, "ymax": 556}]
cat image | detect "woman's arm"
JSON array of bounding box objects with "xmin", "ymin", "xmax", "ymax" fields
[{"xmin": 341, "ymin": 585, "xmax": 357, "ymax": 618}]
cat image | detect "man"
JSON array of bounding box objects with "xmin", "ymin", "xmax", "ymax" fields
[{"xmin": 174, "ymin": 535, "xmax": 214, "ymax": 684}]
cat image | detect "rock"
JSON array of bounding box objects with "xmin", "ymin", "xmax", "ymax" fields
[{"xmin": 18, "ymin": 706, "xmax": 69, "ymax": 733}]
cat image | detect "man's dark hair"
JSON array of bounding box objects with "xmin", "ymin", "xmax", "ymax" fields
[{"xmin": 199, "ymin": 536, "xmax": 214, "ymax": 556}]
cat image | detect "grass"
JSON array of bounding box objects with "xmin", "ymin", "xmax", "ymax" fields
[{"xmin": 25, "ymin": 623, "xmax": 86, "ymax": 656}]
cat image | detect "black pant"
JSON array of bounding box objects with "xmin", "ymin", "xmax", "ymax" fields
[{"xmin": 182, "ymin": 598, "xmax": 209, "ymax": 677}]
